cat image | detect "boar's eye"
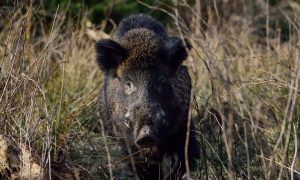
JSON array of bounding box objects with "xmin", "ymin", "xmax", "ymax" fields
[{"xmin": 125, "ymin": 80, "xmax": 136, "ymax": 95}]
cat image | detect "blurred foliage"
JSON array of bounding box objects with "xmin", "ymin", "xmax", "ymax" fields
[
  {"xmin": 42, "ymin": 0, "xmax": 173, "ymax": 30},
  {"xmin": 1, "ymin": 0, "xmax": 297, "ymax": 38},
  {"xmin": 41, "ymin": 0, "xmax": 299, "ymax": 40}
]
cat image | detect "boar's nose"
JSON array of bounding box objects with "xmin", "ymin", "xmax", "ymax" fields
[{"xmin": 135, "ymin": 125, "xmax": 158, "ymax": 148}]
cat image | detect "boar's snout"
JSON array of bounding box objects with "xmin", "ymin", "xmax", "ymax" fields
[{"xmin": 135, "ymin": 125, "xmax": 158, "ymax": 148}]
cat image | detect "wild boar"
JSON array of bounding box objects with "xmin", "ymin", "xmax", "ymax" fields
[{"xmin": 95, "ymin": 14, "xmax": 199, "ymax": 179}]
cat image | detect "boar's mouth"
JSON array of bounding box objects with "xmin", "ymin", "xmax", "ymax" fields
[
  {"xmin": 135, "ymin": 125, "xmax": 158, "ymax": 148},
  {"xmin": 136, "ymin": 133, "xmax": 158, "ymax": 148}
]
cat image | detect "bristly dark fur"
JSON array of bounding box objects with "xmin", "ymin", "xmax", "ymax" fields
[
  {"xmin": 95, "ymin": 39, "xmax": 127, "ymax": 71},
  {"xmin": 165, "ymin": 37, "xmax": 192, "ymax": 74},
  {"xmin": 95, "ymin": 14, "xmax": 199, "ymax": 179},
  {"xmin": 114, "ymin": 14, "xmax": 168, "ymax": 40}
]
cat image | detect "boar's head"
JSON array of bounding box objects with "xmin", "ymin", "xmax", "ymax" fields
[{"xmin": 96, "ymin": 28, "xmax": 191, "ymax": 150}]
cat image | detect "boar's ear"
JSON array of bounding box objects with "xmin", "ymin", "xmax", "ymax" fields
[
  {"xmin": 95, "ymin": 39, "xmax": 127, "ymax": 72},
  {"xmin": 165, "ymin": 37, "xmax": 191, "ymax": 74}
]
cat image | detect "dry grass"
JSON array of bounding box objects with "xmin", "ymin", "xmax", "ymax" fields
[{"xmin": 0, "ymin": 0, "xmax": 299, "ymax": 179}]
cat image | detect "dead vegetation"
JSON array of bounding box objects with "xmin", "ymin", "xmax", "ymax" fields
[{"xmin": 0, "ymin": 0, "xmax": 299, "ymax": 179}]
